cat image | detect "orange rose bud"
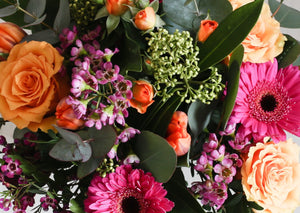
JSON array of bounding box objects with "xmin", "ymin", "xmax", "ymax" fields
[
  {"xmin": 134, "ymin": 7, "xmax": 156, "ymax": 31},
  {"xmin": 129, "ymin": 80, "xmax": 155, "ymax": 114},
  {"xmin": 0, "ymin": 22, "xmax": 26, "ymax": 53},
  {"xmin": 55, "ymin": 97, "xmax": 85, "ymax": 130},
  {"xmin": 198, "ymin": 20, "xmax": 218, "ymax": 42},
  {"xmin": 166, "ymin": 111, "xmax": 191, "ymax": 156},
  {"xmin": 106, "ymin": 0, "xmax": 132, "ymax": 16}
]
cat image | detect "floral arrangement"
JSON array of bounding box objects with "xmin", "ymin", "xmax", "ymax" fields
[{"xmin": 0, "ymin": 0, "xmax": 299, "ymax": 212}]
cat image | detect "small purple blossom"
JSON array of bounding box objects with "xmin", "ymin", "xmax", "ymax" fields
[
  {"xmin": 58, "ymin": 26, "xmax": 77, "ymax": 50},
  {"xmin": 1, "ymin": 158, "xmax": 22, "ymax": 178},
  {"xmin": 0, "ymin": 198, "xmax": 11, "ymax": 211},
  {"xmin": 70, "ymin": 39, "xmax": 85, "ymax": 61},
  {"xmin": 0, "ymin": 136, "xmax": 7, "ymax": 146},
  {"xmin": 213, "ymin": 158, "xmax": 236, "ymax": 184},
  {"xmin": 40, "ymin": 196, "xmax": 57, "ymax": 211},
  {"xmin": 66, "ymin": 96, "xmax": 87, "ymax": 119},
  {"xmin": 96, "ymin": 62, "xmax": 120, "ymax": 84},
  {"xmin": 23, "ymin": 132, "xmax": 37, "ymax": 147},
  {"xmin": 113, "ymin": 75, "xmax": 133, "ymax": 99},
  {"xmin": 81, "ymin": 25, "xmax": 101, "ymax": 42},
  {"xmin": 202, "ymin": 134, "xmax": 218, "ymax": 153},
  {"xmin": 116, "ymin": 127, "xmax": 140, "ymax": 143},
  {"xmin": 20, "ymin": 194, "xmax": 35, "ymax": 210},
  {"xmin": 123, "ymin": 154, "xmax": 140, "ymax": 165}
]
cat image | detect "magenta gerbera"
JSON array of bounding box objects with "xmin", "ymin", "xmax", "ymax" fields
[
  {"xmin": 84, "ymin": 165, "xmax": 174, "ymax": 213},
  {"xmin": 230, "ymin": 59, "xmax": 300, "ymax": 142}
]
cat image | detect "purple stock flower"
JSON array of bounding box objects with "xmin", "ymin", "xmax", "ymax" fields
[{"xmin": 1, "ymin": 158, "xmax": 22, "ymax": 178}]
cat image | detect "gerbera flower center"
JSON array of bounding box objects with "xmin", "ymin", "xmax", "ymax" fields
[
  {"xmin": 260, "ymin": 94, "xmax": 277, "ymax": 112},
  {"xmin": 121, "ymin": 196, "xmax": 140, "ymax": 213},
  {"xmin": 247, "ymin": 81, "xmax": 291, "ymax": 123}
]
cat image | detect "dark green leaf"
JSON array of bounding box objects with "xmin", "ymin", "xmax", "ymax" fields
[
  {"xmin": 53, "ymin": 0, "xmax": 70, "ymax": 33},
  {"xmin": 276, "ymin": 34, "xmax": 300, "ymax": 68},
  {"xmin": 24, "ymin": 0, "xmax": 46, "ymax": 23},
  {"xmin": 88, "ymin": 126, "xmax": 116, "ymax": 159},
  {"xmin": 162, "ymin": 0, "xmax": 232, "ymax": 35},
  {"xmin": 187, "ymin": 101, "xmax": 214, "ymax": 139},
  {"xmin": 0, "ymin": 5, "xmax": 17, "ymax": 17},
  {"xmin": 13, "ymin": 128, "xmax": 30, "ymax": 139},
  {"xmin": 247, "ymin": 201, "xmax": 264, "ymax": 210},
  {"xmin": 133, "ymin": 131, "xmax": 177, "ymax": 183},
  {"xmin": 198, "ymin": 0, "xmax": 264, "ymax": 70},
  {"xmin": 106, "ymin": 14, "xmax": 120, "ymax": 34},
  {"xmin": 220, "ymin": 45, "xmax": 243, "ymax": 130},
  {"xmin": 164, "ymin": 169, "xmax": 205, "ymax": 213},
  {"xmin": 70, "ymin": 199, "xmax": 85, "ymax": 213},
  {"xmin": 224, "ymin": 193, "xmax": 244, "ymax": 207},
  {"xmin": 228, "ymin": 179, "xmax": 243, "ymax": 192},
  {"xmin": 269, "ymin": 0, "xmax": 300, "ymax": 28}
]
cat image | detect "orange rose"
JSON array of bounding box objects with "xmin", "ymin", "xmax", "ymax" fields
[
  {"xmin": 106, "ymin": 0, "xmax": 132, "ymax": 16},
  {"xmin": 55, "ymin": 97, "xmax": 85, "ymax": 130},
  {"xmin": 134, "ymin": 7, "xmax": 156, "ymax": 31},
  {"xmin": 241, "ymin": 139, "xmax": 300, "ymax": 213},
  {"xmin": 128, "ymin": 80, "xmax": 155, "ymax": 114},
  {"xmin": 228, "ymin": 0, "xmax": 286, "ymax": 63},
  {"xmin": 166, "ymin": 111, "xmax": 191, "ymax": 156},
  {"xmin": 197, "ymin": 20, "xmax": 218, "ymax": 42},
  {"xmin": 0, "ymin": 41, "xmax": 68, "ymax": 132},
  {"xmin": 0, "ymin": 22, "xmax": 26, "ymax": 54}
]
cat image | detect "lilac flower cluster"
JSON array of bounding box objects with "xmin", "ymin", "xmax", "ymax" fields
[
  {"xmin": 190, "ymin": 133, "xmax": 242, "ymax": 209},
  {"xmin": 58, "ymin": 26, "xmax": 133, "ymax": 132}
]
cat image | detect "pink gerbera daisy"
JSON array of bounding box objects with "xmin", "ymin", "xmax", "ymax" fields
[
  {"xmin": 230, "ymin": 59, "xmax": 300, "ymax": 142},
  {"xmin": 84, "ymin": 165, "xmax": 174, "ymax": 213}
]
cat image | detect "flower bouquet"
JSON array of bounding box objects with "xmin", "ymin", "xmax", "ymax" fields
[{"xmin": 0, "ymin": 0, "xmax": 300, "ymax": 212}]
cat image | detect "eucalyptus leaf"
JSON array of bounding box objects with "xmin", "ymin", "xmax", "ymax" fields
[
  {"xmin": 133, "ymin": 131, "xmax": 177, "ymax": 183},
  {"xmin": 269, "ymin": 0, "xmax": 300, "ymax": 28},
  {"xmin": 0, "ymin": 5, "xmax": 17, "ymax": 17},
  {"xmin": 220, "ymin": 45, "xmax": 243, "ymax": 130},
  {"xmin": 23, "ymin": 29, "xmax": 59, "ymax": 44},
  {"xmin": 77, "ymin": 156, "xmax": 102, "ymax": 179},
  {"xmin": 23, "ymin": 14, "xmax": 46, "ymax": 27},
  {"xmin": 276, "ymin": 34, "xmax": 300, "ymax": 68},
  {"xmin": 198, "ymin": 0, "xmax": 264, "ymax": 71},
  {"xmin": 24, "ymin": 0, "xmax": 46, "ymax": 23},
  {"xmin": 53, "ymin": 0, "xmax": 70, "ymax": 33},
  {"xmin": 163, "ymin": 0, "xmax": 232, "ymax": 35}
]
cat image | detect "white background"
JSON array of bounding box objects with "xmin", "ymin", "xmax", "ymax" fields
[{"xmin": 0, "ymin": 0, "xmax": 300, "ymax": 212}]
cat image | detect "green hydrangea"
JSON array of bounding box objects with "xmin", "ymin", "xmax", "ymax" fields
[{"xmin": 147, "ymin": 28, "xmax": 224, "ymax": 104}]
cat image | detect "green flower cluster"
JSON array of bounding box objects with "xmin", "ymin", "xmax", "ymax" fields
[
  {"xmin": 69, "ymin": 0, "xmax": 101, "ymax": 28},
  {"xmin": 147, "ymin": 28, "xmax": 224, "ymax": 104},
  {"xmin": 96, "ymin": 158, "xmax": 118, "ymax": 177}
]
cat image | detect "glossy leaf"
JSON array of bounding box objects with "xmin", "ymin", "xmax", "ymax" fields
[
  {"xmin": 198, "ymin": 0, "xmax": 264, "ymax": 71},
  {"xmin": 106, "ymin": 15, "xmax": 120, "ymax": 34},
  {"xmin": 77, "ymin": 155, "xmax": 103, "ymax": 179},
  {"xmin": 220, "ymin": 45, "xmax": 243, "ymax": 130},
  {"xmin": 24, "ymin": 0, "xmax": 46, "ymax": 23},
  {"xmin": 163, "ymin": 0, "xmax": 232, "ymax": 35},
  {"xmin": 133, "ymin": 131, "xmax": 177, "ymax": 183},
  {"xmin": 276, "ymin": 34, "xmax": 300, "ymax": 68},
  {"xmin": 53, "ymin": 0, "xmax": 70, "ymax": 33},
  {"xmin": 164, "ymin": 169, "xmax": 205, "ymax": 213},
  {"xmin": 188, "ymin": 101, "xmax": 214, "ymax": 139},
  {"xmin": 0, "ymin": 5, "xmax": 17, "ymax": 17},
  {"xmin": 269, "ymin": 0, "xmax": 300, "ymax": 28}
]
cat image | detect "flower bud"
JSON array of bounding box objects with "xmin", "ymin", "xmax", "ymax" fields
[
  {"xmin": 0, "ymin": 22, "xmax": 26, "ymax": 53},
  {"xmin": 198, "ymin": 20, "xmax": 218, "ymax": 42},
  {"xmin": 134, "ymin": 7, "xmax": 156, "ymax": 31},
  {"xmin": 106, "ymin": 0, "xmax": 132, "ymax": 16},
  {"xmin": 129, "ymin": 80, "xmax": 155, "ymax": 114},
  {"xmin": 55, "ymin": 97, "xmax": 85, "ymax": 130}
]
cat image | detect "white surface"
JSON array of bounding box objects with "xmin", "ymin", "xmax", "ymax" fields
[{"xmin": 0, "ymin": 0, "xmax": 300, "ymax": 212}]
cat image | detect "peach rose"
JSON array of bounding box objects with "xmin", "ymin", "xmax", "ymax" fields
[
  {"xmin": 197, "ymin": 20, "xmax": 218, "ymax": 42},
  {"xmin": 128, "ymin": 80, "xmax": 155, "ymax": 114},
  {"xmin": 55, "ymin": 97, "xmax": 84, "ymax": 130},
  {"xmin": 241, "ymin": 139, "xmax": 300, "ymax": 213},
  {"xmin": 166, "ymin": 111, "xmax": 191, "ymax": 156},
  {"xmin": 0, "ymin": 41, "xmax": 68, "ymax": 132},
  {"xmin": 228, "ymin": 0, "xmax": 286, "ymax": 63},
  {"xmin": 0, "ymin": 22, "xmax": 26, "ymax": 53},
  {"xmin": 106, "ymin": 0, "xmax": 132, "ymax": 16},
  {"xmin": 134, "ymin": 7, "xmax": 156, "ymax": 31}
]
